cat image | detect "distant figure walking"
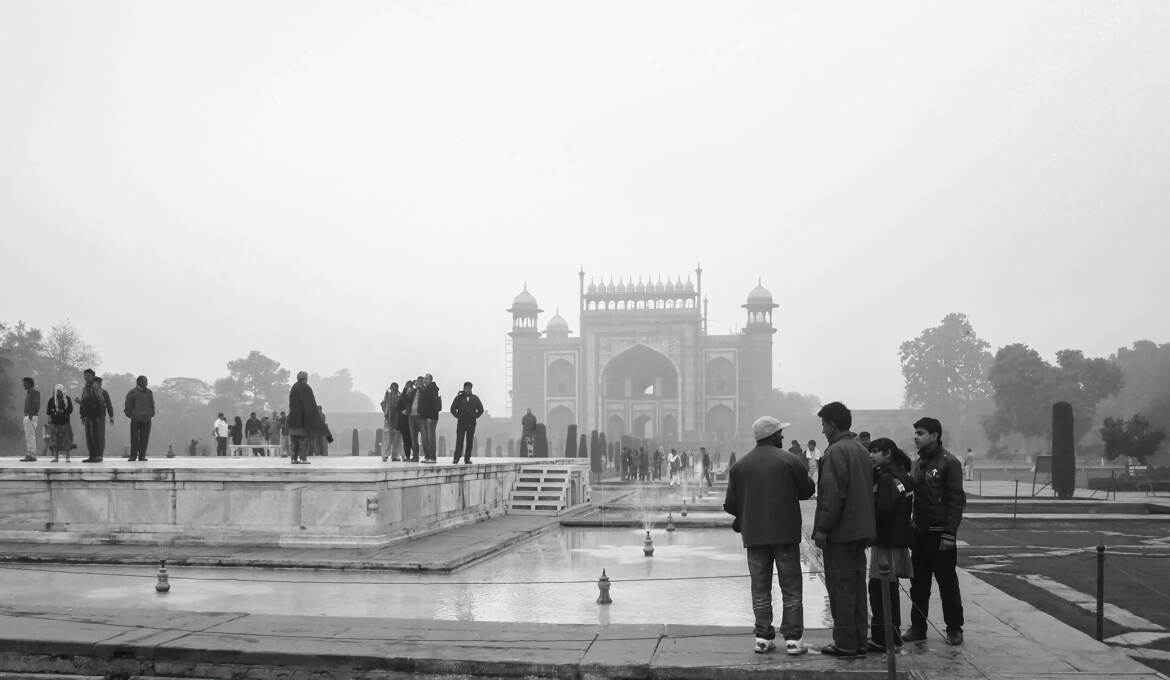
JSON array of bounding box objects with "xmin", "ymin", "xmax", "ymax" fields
[
  {"xmin": 213, "ymin": 413, "xmax": 229, "ymax": 456},
  {"xmin": 700, "ymin": 447, "xmax": 713, "ymax": 488},
  {"xmin": 963, "ymin": 448, "xmax": 975, "ymax": 481},
  {"xmin": 806, "ymin": 440, "xmax": 821, "ymax": 478},
  {"xmin": 46, "ymin": 384, "xmax": 75, "ymax": 463},
  {"xmin": 20, "ymin": 377, "xmax": 40, "ymax": 461},
  {"xmin": 450, "ymin": 381, "xmax": 484, "ymax": 465},
  {"xmin": 904, "ymin": 417, "xmax": 967, "ymax": 647},
  {"xmin": 124, "ymin": 375, "xmax": 155, "ymax": 461},
  {"xmin": 287, "ymin": 371, "xmax": 322, "ymax": 464},
  {"xmin": 812, "ymin": 401, "xmax": 875, "ymax": 658},
  {"xmin": 380, "ymin": 383, "xmax": 402, "ymax": 462},
  {"xmin": 724, "ymin": 417, "xmax": 815, "ymax": 656}
]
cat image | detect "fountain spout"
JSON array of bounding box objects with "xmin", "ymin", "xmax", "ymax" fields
[{"xmin": 643, "ymin": 530, "xmax": 654, "ymax": 557}]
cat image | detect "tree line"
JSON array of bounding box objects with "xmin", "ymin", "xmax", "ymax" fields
[
  {"xmin": 0, "ymin": 320, "xmax": 374, "ymax": 455},
  {"xmin": 899, "ymin": 313, "xmax": 1169, "ymax": 466}
]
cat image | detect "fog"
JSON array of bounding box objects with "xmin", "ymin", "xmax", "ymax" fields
[{"xmin": 3, "ymin": 1, "xmax": 1169, "ymax": 412}]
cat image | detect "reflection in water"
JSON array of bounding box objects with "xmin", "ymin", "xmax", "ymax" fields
[{"xmin": 0, "ymin": 528, "xmax": 830, "ymax": 628}]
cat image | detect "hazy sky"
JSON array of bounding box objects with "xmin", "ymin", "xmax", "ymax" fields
[{"xmin": 3, "ymin": 1, "xmax": 1169, "ymax": 414}]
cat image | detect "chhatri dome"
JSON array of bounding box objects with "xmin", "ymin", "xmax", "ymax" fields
[
  {"xmin": 546, "ymin": 309, "xmax": 569, "ymax": 334},
  {"xmin": 510, "ymin": 285, "xmax": 540, "ymax": 311},
  {"xmin": 745, "ymin": 278, "xmax": 775, "ymax": 305}
]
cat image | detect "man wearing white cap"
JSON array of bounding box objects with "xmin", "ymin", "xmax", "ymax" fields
[{"xmin": 723, "ymin": 416, "xmax": 815, "ymax": 655}]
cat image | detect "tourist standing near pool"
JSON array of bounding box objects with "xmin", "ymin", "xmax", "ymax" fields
[
  {"xmin": 124, "ymin": 375, "xmax": 154, "ymax": 461},
  {"xmin": 46, "ymin": 385, "xmax": 74, "ymax": 463},
  {"xmin": 723, "ymin": 416, "xmax": 814, "ymax": 656},
  {"xmin": 20, "ymin": 377, "xmax": 40, "ymax": 461},
  {"xmin": 865, "ymin": 437, "xmax": 916, "ymax": 652},
  {"xmin": 213, "ymin": 413, "xmax": 229, "ymax": 456},
  {"xmin": 418, "ymin": 374, "xmax": 441, "ymax": 463},
  {"xmin": 77, "ymin": 369, "xmax": 105, "ymax": 463},
  {"xmin": 287, "ymin": 371, "xmax": 321, "ymax": 464},
  {"xmin": 450, "ymin": 381, "xmax": 484, "ymax": 465},
  {"xmin": 812, "ymin": 401, "xmax": 875, "ymax": 657},
  {"xmin": 904, "ymin": 416, "xmax": 966, "ymax": 646}
]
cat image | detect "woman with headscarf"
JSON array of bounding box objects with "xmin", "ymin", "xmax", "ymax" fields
[{"xmin": 46, "ymin": 384, "xmax": 75, "ymax": 463}]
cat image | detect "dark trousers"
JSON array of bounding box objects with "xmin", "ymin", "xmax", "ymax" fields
[
  {"xmin": 454, "ymin": 420, "xmax": 476, "ymax": 463},
  {"xmin": 83, "ymin": 417, "xmax": 103, "ymax": 460},
  {"xmin": 130, "ymin": 420, "xmax": 151, "ymax": 459},
  {"xmin": 746, "ymin": 543, "xmax": 804, "ymax": 641},
  {"xmin": 823, "ymin": 540, "xmax": 869, "ymax": 652},
  {"xmin": 869, "ymin": 578, "xmax": 902, "ymax": 646},
  {"xmin": 291, "ymin": 434, "xmax": 309, "ymax": 462},
  {"xmin": 398, "ymin": 421, "xmax": 415, "ymax": 460},
  {"xmin": 216, "ymin": 436, "xmax": 228, "ymax": 456},
  {"xmin": 910, "ymin": 531, "xmax": 964, "ymax": 632}
]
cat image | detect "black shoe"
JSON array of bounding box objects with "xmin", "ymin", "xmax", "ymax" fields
[
  {"xmin": 819, "ymin": 644, "xmax": 863, "ymax": 657},
  {"xmin": 20, "ymin": 456, "xmax": 36, "ymax": 462},
  {"xmin": 138, "ymin": 457, "xmax": 148, "ymax": 462},
  {"xmin": 866, "ymin": 640, "xmax": 887, "ymax": 653},
  {"xmin": 946, "ymin": 629, "xmax": 963, "ymax": 646},
  {"xmin": 902, "ymin": 627, "xmax": 927, "ymax": 642},
  {"xmin": 452, "ymin": 459, "xmax": 461, "ymax": 465},
  {"xmin": 464, "ymin": 459, "xmax": 472, "ymax": 465},
  {"xmin": 82, "ymin": 457, "xmax": 100, "ymax": 463}
]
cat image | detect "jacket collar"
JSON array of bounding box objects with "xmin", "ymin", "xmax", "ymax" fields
[{"xmin": 828, "ymin": 430, "xmax": 857, "ymax": 446}]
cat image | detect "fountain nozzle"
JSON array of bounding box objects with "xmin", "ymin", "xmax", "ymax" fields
[
  {"xmin": 681, "ymin": 499, "xmax": 687, "ymax": 517},
  {"xmin": 643, "ymin": 530, "xmax": 654, "ymax": 557},
  {"xmin": 666, "ymin": 511, "xmax": 675, "ymax": 532},
  {"xmin": 155, "ymin": 559, "xmax": 170, "ymax": 593},
  {"xmin": 596, "ymin": 569, "xmax": 612, "ymax": 604}
]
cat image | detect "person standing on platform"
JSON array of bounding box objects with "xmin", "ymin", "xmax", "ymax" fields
[
  {"xmin": 904, "ymin": 417, "xmax": 966, "ymax": 647},
  {"xmin": 521, "ymin": 408, "xmax": 537, "ymax": 457},
  {"xmin": 788, "ymin": 439, "xmax": 805, "ymax": 460},
  {"xmin": 93, "ymin": 377, "xmax": 116, "ymax": 458},
  {"xmin": 124, "ymin": 375, "xmax": 155, "ymax": 461},
  {"xmin": 278, "ymin": 409, "xmax": 289, "ymax": 456},
  {"xmin": 77, "ymin": 369, "xmax": 105, "ymax": 463},
  {"xmin": 418, "ymin": 374, "xmax": 441, "ymax": 463},
  {"xmin": 812, "ymin": 401, "xmax": 875, "ymax": 657},
  {"xmin": 245, "ymin": 411, "xmax": 263, "ymax": 455},
  {"xmin": 20, "ymin": 377, "xmax": 40, "ymax": 461},
  {"xmin": 313, "ymin": 405, "xmax": 333, "ymax": 456},
  {"xmin": 46, "ymin": 384, "xmax": 74, "ymax": 463},
  {"xmin": 866, "ymin": 437, "xmax": 916, "ymax": 652},
  {"xmin": 399, "ymin": 379, "xmax": 421, "ymax": 462},
  {"xmin": 723, "ymin": 416, "xmax": 815, "ymax": 656},
  {"xmin": 213, "ymin": 413, "xmax": 229, "ymax": 456},
  {"xmin": 807, "ymin": 440, "xmax": 822, "ymax": 478},
  {"xmin": 381, "ymin": 383, "xmax": 402, "ymax": 462},
  {"xmin": 287, "ymin": 371, "xmax": 322, "ymax": 464},
  {"xmin": 450, "ymin": 381, "xmax": 484, "ymax": 465},
  {"xmin": 963, "ymin": 448, "xmax": 975, "ymax": 481},
  {"xmin": 229, "ymin": 416, "xmax": 243, "ymax": 451}
]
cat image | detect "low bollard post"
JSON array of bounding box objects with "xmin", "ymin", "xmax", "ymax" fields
[
  {"xmin": 879, "ymin": 564, "xmax": 897, "ymax": 679},
  {"xmin": 155, "ymin": 559, "xmax": 171, "ymax": 593},
  {"xmin": 979, "ymin": 471, "xmax": 983, "ymax": 497},
  {"xmin": 1096, "ymin": 541, "xmax": 1105, "ymax": 641},
  {"xmin": 1013, "ymin": 479, "xmax": 1019, "ymax": 523},
  {"xmin": 596, "ymin": 569, "xmax": 612, "ymax": 604}
]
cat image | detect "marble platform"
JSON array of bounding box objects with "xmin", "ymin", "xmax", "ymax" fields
[{"xmin": 0, "ymin": 457, "xmax": 589, "ymax": 548}]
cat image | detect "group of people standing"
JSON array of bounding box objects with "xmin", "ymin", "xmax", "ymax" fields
[
  {"xmin": 378, "ymin": 376, "xmax": 484, "ymax": 464},
  {"xmin": 20, "ymin": 372, "xmax": 155, "ymax": 463},
  {"xmin": 618, "ymin": 446, "xmax": 718, "ymax": 487},
  {"xmin": 211, "ymin": 410, "xmax": 290, "ymax": 456},
  {"xmin": 724, "ymin": 402, "xmax": 966, "ymax": 658}
]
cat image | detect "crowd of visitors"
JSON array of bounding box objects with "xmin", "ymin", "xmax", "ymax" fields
[
  {"xmin": 724, "ymin": 402, "xmax": 967, "ymax": 658},
  {"xmin": 19, "ymin": 372, "xmax": 154, "ymax": 463}
]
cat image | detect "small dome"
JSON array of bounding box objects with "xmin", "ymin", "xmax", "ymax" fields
[
  {"xmin": 655, "ymin": 277, "xmax": 664, "ymax": 292},
  {"xmin": 746, "ymin": 278, "xmax": 773, "ymax": 304},
  {"xmin": 685, "ymin": 278, "xmax": 695, "ymax": 292},
  {"xmin": 546, "ymin": 311, "xmax": 569, "ymax": 333},
  {"xmin": 606, "ymin": 278, "xmax": 615, "ymax": 293},
  {"xmin": 636, "ymin": 277, "xmax": 646, "ymax": 293},
  {"xmin": 511, "ymin": 285, "xmax": 539, "ymax": 310},
  {"xmin": 588, "ymin": 280, "xmax": 597, "ymax": 293},
  {"xmin": 616, "ymin": 279, "xmax": 626, "ymax": 293},
  {"xmin": 665, "ymin": 278, "xmax": 676, "ymax": 293}
]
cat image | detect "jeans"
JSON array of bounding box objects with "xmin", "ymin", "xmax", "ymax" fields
[
  {"xmin": 290, "ymin": 434, "xmax": 310, "ymax": 462},
  {"xmin": 408, "ymin": 415, "xmax": 425, "ymax": 460},
  {"xmin": 824, "ymin": 540, "xmax": 869, "ymax": 652},
  {"xmin": 23, "ymin": 416, "xmax": 38, "ymax": 456},
  {"xmin": 216, "ymin": 436, "xmax": 228, "ymax": 456},
  {"xmin": 384, "ymin": 425, "xmax": 402, "ymax": 460},
  {"xmin": 82, "ymin": 417, "xmax": 103, "ymax": 460},
  {"xmin": 130, "ymin": 420, "xmax": 151, "ymax": 459},
  {"xmin": 423, "ymin": 418, "xmax": 437, "ymax": 459},
  {"xmin": 454, "ymin": 419, "xmax": 476, "ymax": 463},
  {"xmin": 746, "ymin": 543, "xmax": 804, "ymax": 641},
  {"xmin": 910, "ymin": 531, "xmax": 964, "ymax": 632}
]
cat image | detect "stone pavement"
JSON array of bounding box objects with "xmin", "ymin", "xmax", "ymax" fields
[{"xmin": 0, "ymin": 567, "xmax": 1163, "ymax": 679}]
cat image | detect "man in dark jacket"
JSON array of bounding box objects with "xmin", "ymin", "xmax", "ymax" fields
[
  {"xmin": 450, "ymin": 381, "xmax": 484, "ymax": 464},
  {"xmin": 124, "ymin": 375, "xmax": 155, "ymax": 461},
  {"xmin": 724, "ymin": 417, "xmax": 815, "ymax": 655},
  {"xmin": 812, "ymin": 401, "xmax": 876, "ymax": 657},
  {"xmin": 904, "ymin": 417, "xmax": 967, "ymax": 646},
  {"xmin": 77, "ymin": 369, "xmax": 105, "ymax": 463},
  {"xmin": 417, "ymin": 374, "xmax": 441, "ymax": 463},
  {"xmin": 21, "ymin": 377, "xmax": 40, "ymax": 461},
  {"xmin": 287, "ymin": 371, "xmax": 322, "ymax": 464},
  {"xmin": 521, "ymin": 408, "xmax": 537, "ymax": 457}
]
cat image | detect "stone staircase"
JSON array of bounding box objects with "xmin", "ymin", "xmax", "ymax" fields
[{"xmin": 506, "ymin": 464, "xmax": 589, "ymax": 515}]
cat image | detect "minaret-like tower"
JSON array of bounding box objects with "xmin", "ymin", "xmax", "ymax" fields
[
  {"xmin": 740, "ymin": 278, "xmax": 777, "ymax": 435},
  {"xmin": 508, "ymin": 284, "xmax": 542, "ymax": 337}
]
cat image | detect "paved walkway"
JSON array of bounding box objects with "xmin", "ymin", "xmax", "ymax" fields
[{"xmin": 0, "ymin": 568, "xmax": 1162, "ymax": 679}]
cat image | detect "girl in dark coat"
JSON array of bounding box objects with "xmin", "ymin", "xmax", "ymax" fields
[
  {"xmin": 229, "ymin": 416, "xmax": 243, "ymax": 447},
  {"xmin": 866, "ymin": 437, "xmax": 917, "ymax": 652}
]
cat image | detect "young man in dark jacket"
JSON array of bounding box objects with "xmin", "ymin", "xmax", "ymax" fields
[
  {"xmin": 124, "ymin": 376, "xmax": 155, "ymax": 461},
  {"xmin": 812, "ymin": 401, "xmax": 875, "ymax": 657},
  {"xmin": 450, "ymin": 381, "xmax": 484, "ymax": 464},
  {"xmin": 417, "ymin": 374, "xmax": 441, "ymax": 463},
  {"xmin": 904, "ymin": 417, "xmax": 967, "ymax": 646},
  {"xmin": 287, "ymin": 371, "xmax": 322, "ymax": 464},
  {"xmin": 77, "ymin": 369, "xmax": 105, "ymax": 463},
  {"xmin": 724, "ymin": 416, "xmax": 815, "ymax": 655},
  {"xmin": 866, "ymin": 437, "xmax": 916, "ymax": 651}
]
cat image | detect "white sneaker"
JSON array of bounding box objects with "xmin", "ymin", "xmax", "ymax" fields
[
  {"xmin": 754, "ymin": 638, "xmax": 776, "ymax": 654},
  {"xmin": 785, "ymin": 638, "xmax": 807, "ymax": 655}
]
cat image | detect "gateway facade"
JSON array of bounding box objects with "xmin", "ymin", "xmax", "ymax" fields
[{"xmin": 508, "ymin": 268, "xmax": 776, "ymax": 450}]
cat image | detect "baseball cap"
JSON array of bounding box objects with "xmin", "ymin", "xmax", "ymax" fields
[{"xmin": 752, "ymin": 416, "xmax": 790, "ymax": 442}]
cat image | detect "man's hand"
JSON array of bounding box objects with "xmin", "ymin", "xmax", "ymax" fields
[
  {"xmin": 940, "ymin": 536, "xmax": 956, "ymax": 552},
  {"xmin": 813, "ymin": 532, "xmax": 827, "ymax": 551},
  {"xmin": 109, "ymin": 418, "xmax": 115, "ymax": 425}
]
